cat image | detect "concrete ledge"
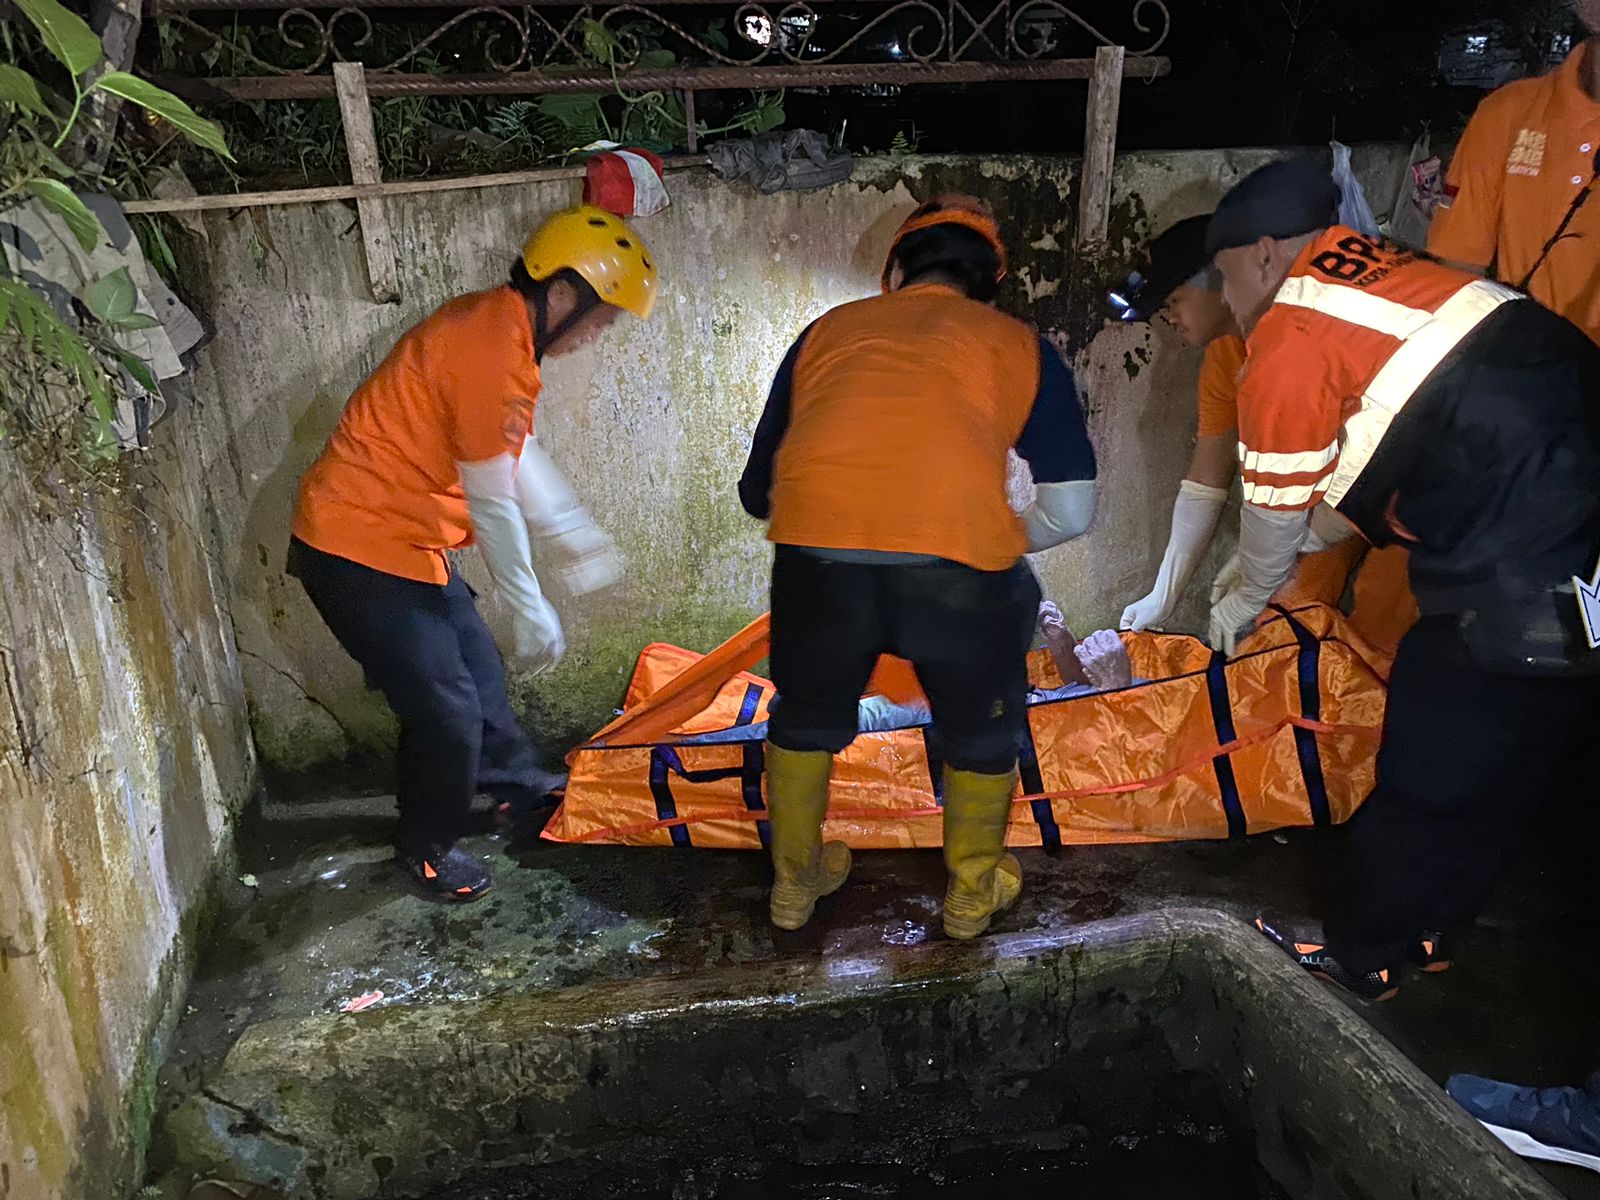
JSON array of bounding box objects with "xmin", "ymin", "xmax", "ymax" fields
[{"xmin": 163, "ymin": 908, "xmax": 1558, "ymax": 1200}]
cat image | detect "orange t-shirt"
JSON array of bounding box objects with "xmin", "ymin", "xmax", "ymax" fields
[
  {"xmin": 1195, "ymin": 334, "xmax": 1246, "ymax": 439},
  {"xmin": 1428, "ymin": 40, "xmax": 1600, "ymax": 343},
  {"xmin": 292, "ymin": 286, "xmax": 541, "ymax": 583},
  {"xmin": 1236, "ymin": 228, "xmax": 1489, "ymax": 513},
  {"xmin": 767, "ymin": 284, "xmax": 1043, "ymax": 571}
]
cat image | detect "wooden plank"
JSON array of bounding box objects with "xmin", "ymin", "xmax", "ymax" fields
[
  {"xmin": 684, "ymin": 89, "xmax": 698, "ymax": 155},
  {"xmin": 121, "ymin": 158, "xmax": 712, "ymax": 215},
  {"xmin": 333, "ymin": 61, "xmax": 401, "ymax": 303},
  {"xmin": 1077, "ymin": 43, "xmax": 1126, "ymax": 248}
]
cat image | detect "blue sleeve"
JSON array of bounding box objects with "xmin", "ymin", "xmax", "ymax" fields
[
  {"xmin": 739, "ymin": 327, "xmax": 810, "ymax": 520},
  {"xmin": 1015, "ymin": 336, "xmax": 1096, "ymax": 484}
]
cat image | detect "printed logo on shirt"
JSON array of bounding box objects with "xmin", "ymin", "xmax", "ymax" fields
[
  {"xmin": 1308, "ymin": 234, "xmax": 1406, "ymax": 289},
  {"xmin": 1507, "ymin": 128, "xmax": 1547, "ymax": 177}
]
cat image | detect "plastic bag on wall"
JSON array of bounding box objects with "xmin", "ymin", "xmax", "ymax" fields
[
  {"xmin": 1384, "ymin": 134, "xmax": 1444, "ymax": 250},
  {"xmin": 583, "ymin": 147, "xmax": 670, "ymax": 217},
  {"xmin": 1331, "ymin": 141, "xmax": 1381, "ymax": 239},
  {"xmin": 0, "ymin": 192, "xmax": 201, "ymax": 451}
]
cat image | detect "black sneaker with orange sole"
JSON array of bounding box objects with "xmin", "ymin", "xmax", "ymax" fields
[
  {"xmin": 396, "ymin": 844, "xmax": 493, "ymax": 902},
  {"xmin": 489, "ymin": 774, "xmax": 568, "ymax": 834},
  {"xmin": 1408, "ymin": 931, "xmax": 1453, "ymax": 973},
  {"xmin": 1253, "ymin": 917, "xmax": 1401, "ymax": 1002}
]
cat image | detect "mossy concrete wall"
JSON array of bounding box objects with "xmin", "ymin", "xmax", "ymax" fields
[
  {"xmin": 160, "ymin": 910, "xmax": 1556, "ymax": 1200},
  {"xmin": 184, "ymin": 147, "xmax": 1410, "ymax": 782},
  {"xmin": 0, "ymin": 431, "xmax": 257, "ymax": 1199}
]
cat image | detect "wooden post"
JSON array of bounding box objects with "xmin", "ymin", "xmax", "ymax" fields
[
  {"xmin": 684, "ymin": 89, "xmax": 699, "ymax": 154},
  {"xmin": 333, "ymin": 62, "xmax": 401, "ymax": 304},
  {"xmin": 1077, "ymin": 44, "xmax": 1125, "ymax": 248},
  {"xmin": 76, "ymin": 0, "xmax": 144, "ymax": 172}
]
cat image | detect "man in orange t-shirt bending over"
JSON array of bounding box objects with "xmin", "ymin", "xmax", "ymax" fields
[
  {"xmin": 290, "ymin": 206, "xmax": 656, "ymax": 900},
  {"xmin": 739, "ymin": 197, "xmax": 1098, "ymax": 941}
]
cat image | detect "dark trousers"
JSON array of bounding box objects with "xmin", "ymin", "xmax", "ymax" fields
[
  {"xmin": 767, "ymin": 546, "xmax": 1041, "ymax": 776},
  {"xmin": 1325, "ymin": 615, "xmax": 1594, "ymax": 974},
  {"xmin": 289, "ymin": 538, "xmax": 553, "ymax": 855}
]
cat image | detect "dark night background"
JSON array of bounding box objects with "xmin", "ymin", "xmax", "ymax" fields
[
  {"xmin": 121, "ymin": 0, "xmax": 1594, "ymax": 185},
  {"xmin": 769, "ymin": 0, "xmax": 1586, "ymax": 152}
]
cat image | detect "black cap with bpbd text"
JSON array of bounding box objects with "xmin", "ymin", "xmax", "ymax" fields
[{"xmin": 1205, "ymin": 158, "xmax": 1341, "ymax": 259}]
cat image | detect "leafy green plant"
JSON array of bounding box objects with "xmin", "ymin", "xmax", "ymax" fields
[
  {"xmin": 149, "ymin": 10, "xmax": 791, "ymax": 182},
  {"xmin": 889, "ymin": 124, "xmax": 923, "ymax": 158},
  {"xmin": 0, "ymin": 0, "xmax": 232, "ymax": 467}
]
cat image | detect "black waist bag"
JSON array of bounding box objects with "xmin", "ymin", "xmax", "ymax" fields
[{"xmin": 1455, "ymin": 580, "xmax": 1600, "ymax": 677}]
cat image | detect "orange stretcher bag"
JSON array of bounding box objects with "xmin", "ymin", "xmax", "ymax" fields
[{"xmin": 540, "ymin": 605, "xmax": 1390, "ymax": 851}]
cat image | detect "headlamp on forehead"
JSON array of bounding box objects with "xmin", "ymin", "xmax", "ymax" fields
[{"xmin": 1108, "ymin": 269, "xmax": 1147, "ymax": 322}]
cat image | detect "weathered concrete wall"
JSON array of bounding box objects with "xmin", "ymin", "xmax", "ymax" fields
[
  {"xmin": 0, "ymin": 425, "xmax": 257, "ymax": 1199},
  {"xmin": 183, "ymin": 147, "xmax": 1410, "ymax": 779}
]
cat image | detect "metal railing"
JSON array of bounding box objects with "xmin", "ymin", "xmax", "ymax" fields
[{"xmin": 150, "ymin": 0, "xmax": 1172, "ymax": 100}]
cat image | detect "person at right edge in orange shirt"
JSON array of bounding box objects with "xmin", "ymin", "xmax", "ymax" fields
[
  {"xmin": 1429, "ymin": 0, "xmax": 1600, "ymax": 345},
  {"xmin": 289, "ymin": 206, "xmax": 656, "ymax": 901},
  {"xmin": 1204, "ymin": 160, "xmax": 1600, "ymax": 1007}
]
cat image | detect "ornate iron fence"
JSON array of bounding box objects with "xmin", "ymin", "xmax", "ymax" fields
[{"xmin": 150, "ymin": 0, "xmax": 1171, "ymax": 100}]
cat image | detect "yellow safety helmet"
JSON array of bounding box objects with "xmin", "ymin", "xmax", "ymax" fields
[
  {"xmin": 521, "ymin": 205, "xmax": 658, "ymax": 320},
  {"xmin": 881, "ymin": 194, "xmax": 1009, "ymax": 292}
]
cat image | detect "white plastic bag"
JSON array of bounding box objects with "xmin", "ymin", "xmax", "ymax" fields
[
  {"xmin": 1384, "ymin": 133, "xmax": 1443, "ymax": 250},
  {"xmin": 1331, "ymin": 140, "xmax": 1381, "ymax": 239}
]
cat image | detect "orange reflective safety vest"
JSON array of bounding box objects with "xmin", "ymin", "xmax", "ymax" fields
[
  {"xmin": 1195, "ymin": 330, "xmax": 1418, "ymax": 654},
  {"xmin": 766, "ymin": 284, "xmax": 1044, "ymax": 571},
  {"xmin": 1238, "ymin": 227, "xmax": 1600, "ymax": 670},
  {"xmin": 1236, "ymin": 227, "xmax": 1518, "ymax": 518},
  {"xmin": 293, "ymin": 286, "xmax": 541, "ymax": 583},
  {"xmin": 543, "ymin": 605, "xmax": 1390, "ymax": 850}
]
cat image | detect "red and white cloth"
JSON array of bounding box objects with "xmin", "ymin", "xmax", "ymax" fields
[{"xmin": 584, "ymin": 147, "xmax": 670, "ymax": 218}]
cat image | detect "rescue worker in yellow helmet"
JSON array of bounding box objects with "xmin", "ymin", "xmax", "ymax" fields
[
  {"xmin": 289, "ymin": 206, "xmax": 656, "ymax": 900},
  {"xmin": 740, "ymin": 195, "xmax": 1098, "ymax": 939}
]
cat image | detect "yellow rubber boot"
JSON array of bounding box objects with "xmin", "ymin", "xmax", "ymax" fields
[
  {"xmin": 941, "ymin": 767, "xmax": 1023, "ymax": 940},
  {"xmin": 765, "ymin": 743, "xmax": 852, "ymax": 930}
]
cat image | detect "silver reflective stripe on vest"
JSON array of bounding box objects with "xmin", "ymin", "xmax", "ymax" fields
[{"xmin": 1272, "ymin": 276, "xmax": 1521, "ymax": 507}]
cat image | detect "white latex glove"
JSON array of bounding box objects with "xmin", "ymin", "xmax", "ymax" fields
[
  {"xmin": 514, "ymin": 437, "xmax": 624, "ymax": 596},
  {"xmin": 458, "ymin": 452, "xmax": 567, "ymax": 673},
  {"xmin": 1121, "ymin": 479, "xmax": 1229, "ymax": 630},
  {"xmin": 1206, "ymin": 504, "xmax": 1311, "ymax": 656},
  {"xmin": 1210, "ymin": 551, "xmax": 1243, "ymax": 607},
  {"xmin": 1302, "ymin": 502, "xmax": 1360, "ymax": 555},
  {"xmin": 547, "ymin": 521, "xmax": 624, "ymax": 595},
  {"xmin": 1216, "ymin": 505, "xmax": 1353, "ymax": 598},
  {"xmin": 512, "ymin": 597, "xmax": 566, "ymax": 676},
  {"xmin": 1208, "ymin": 590, "xmax": 1265, "ymax": 657},
  {"xmin": 1038, "ymin": 600, "xmax": 1070, "ymax": 640},
  {"xmin": 1022, "ymin": 479, "xmax": 1096, "ymax": 553},
  {"xmin": 1074, "ymin": 629, "xmax": 1134, "ymax": 690}
]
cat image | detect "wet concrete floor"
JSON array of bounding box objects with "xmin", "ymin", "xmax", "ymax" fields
[{"xmin": 161, "ymin": 789, "xmax": 1600, "ymax": 1199}]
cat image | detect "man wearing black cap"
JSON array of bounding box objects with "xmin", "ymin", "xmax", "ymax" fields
[
  {"xmin": 1209, "ymin": 158, "xmax": 1600, "ymax": 1001},
  {"xmin": 1111, "ymin": 215, "xmax": 1368, "ymax": 636}
]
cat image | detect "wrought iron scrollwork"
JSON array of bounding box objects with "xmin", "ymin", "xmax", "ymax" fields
[{"xmin": 154, "ymin": 0, "xmax": 1170, "ymax": 78}]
